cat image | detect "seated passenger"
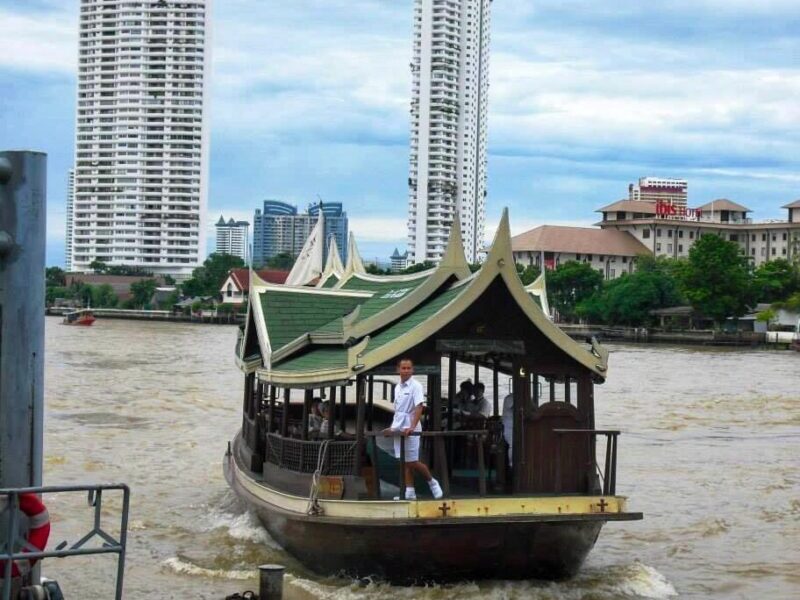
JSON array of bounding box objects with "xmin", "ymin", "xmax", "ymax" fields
[
  {"xmin": 469, "ymin": 382, "xmax": 490, "ymax": 417},
  {"xmin": 319, "ymin": 401, "xmax": 341, "ymax": 438},
  {"xmin": 451, "ymin": 380, "xmax": 474, "ymax": 421},
  {"xmin": 309, "ymin": 399, "xmax": 323, "ymax": 436}
]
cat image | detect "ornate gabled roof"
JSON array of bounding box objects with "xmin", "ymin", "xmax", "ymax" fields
[
  {"xmin": 316, "ymin": 235, "xmax": 345, "ymax": 288},
  {"xmin": 239, "ymin": 211, "xmax": 609, "ymax": 386}
]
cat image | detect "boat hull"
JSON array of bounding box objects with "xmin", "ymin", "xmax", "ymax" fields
[
  {"xmin": 251, "ymin": 504, "xmax": 602, "ymax": 582},
  {"xmin": 224, "ymin": 453, "xmax": 628, "ymax": 584}
]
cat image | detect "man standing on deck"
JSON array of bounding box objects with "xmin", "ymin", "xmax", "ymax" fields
[{"xmin": 385, "ymin": 357, "xmax": 444, "ymax": 500}]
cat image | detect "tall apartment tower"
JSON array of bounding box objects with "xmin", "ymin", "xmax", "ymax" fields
[
  {"xmin": 407, "ymin": 0, "xmax": 492, "ymax": 264},
  {"xmin": 215, "ymin": 216, "xmax": 250, "ymax": 264},
  {"xmin": 65, "ymin": 169, "xmax": 75, "ymax": 271},
  {"xmin": 68, "ymin": 0, "xmax": 212, "ymax": 278}
]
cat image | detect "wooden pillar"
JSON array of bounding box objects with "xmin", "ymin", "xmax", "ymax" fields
[
  {"xmin": 447, "ymin": 355, "xmax": 456, "ymax": 431},
  {"xmin": 550, "ymin": 377, "xmax": 556, "ymax": 403},
  {"xmin": 281, "ymin": 387, "xmax": 290, "ymax": 437},
  {"xmin": 532, "ymin": 375, "xmax": 539, "ymax": 409},
  {"xmin": 301, "ymin": 389, "xmax": 312, "ymax": 440},
  {"xmin": 473, "ymin": 361, "xmax": 479, "ymax": 385},
  {"xmin": 255, "ymin": 380, "xmax": 264, "ymax": 418},
  {"xmin": 339, "ymin": 384, "xmax": 347, "ymax": 433},
  {"xmin": 429, "ymin": 371, "xmax": 450, "ymax": 496},
  {"xmin": 268, "ymin": 385, "xmax": 277, "ymax": 433},
  {"xmin": 511, "ymin": 361, "xmax": 526, "ymax": 493},
  {"xmin": 577, "ymin": 373, "xmax": 596, "ymax": 493},
  {"xmin": 564, "ymin": 376, "xmax": 571, "ymax": 405},
  {"xmin": 327, "ymin": 386, "xmax": 337, "ymax": 440},
  {"xmin": 492, "ymin": 359, "xmax": 499, "ymax": 417},
  {"xmin": 367, "ymin": 375, "xmax": 374, "ymax": 431},
  {"xmin": 353, "ymin": 375, "xmax": 366, "ymax": 475}
]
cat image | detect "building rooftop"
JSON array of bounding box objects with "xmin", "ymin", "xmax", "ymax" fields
[
  {"xmin": 511, "ymin": 225, "xmax": 651, "ymax": 257},
  {"xmin": 782, "ymin": 199, "xmax": 800, "ymax": 209},
  {"xmin": 697, "ymin": 199, "xmax": 751, "ymax": 212},
  {"xmin": 596, "ymin": 199, "xmax": 657, "ymax": 213},
  {"xmin": 229, "ymin": 268, "xmax": 289, "ymax": 292}
]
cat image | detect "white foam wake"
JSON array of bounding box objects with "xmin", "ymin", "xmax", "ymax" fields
[{"xmin": 162, "ymin": 556, "xmax": 255, "ymax": 581}]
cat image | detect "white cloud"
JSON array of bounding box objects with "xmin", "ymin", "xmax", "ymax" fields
[
  {"xmin": 0, "ymin": 8, "xmax": 77, "ymax": 74},
  {"xmin": 350, "ymin": 216, "xmax": 406, "ymax": 243}
]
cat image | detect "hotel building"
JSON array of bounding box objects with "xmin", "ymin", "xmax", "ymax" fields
[
  {"xmin": 513, "ymin": 198, "xmax": 800, "ymax": 280},
  {"xmin": 68, "ymin": 0, "xmax": 212, "ymax": 277},
  {"xmin": 407, "ymin": 0, "xmax": 492, "ymax": 264},
  {"xmin": 628, "ymin": 177, "xmax": 688, "ymax": 209},
  {"xmin": 215, "ymin": 216, "xmax": 249, "ymax": 263}
]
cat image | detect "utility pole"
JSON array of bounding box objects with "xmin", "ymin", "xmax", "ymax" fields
[{"xmin": 0, "ymin": 150, "xmax": 47, "ymax": 489}]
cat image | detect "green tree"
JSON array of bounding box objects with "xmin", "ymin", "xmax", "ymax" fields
[
  {"xmin": 181, "ymin": 253, "xmax": 245, "ymax": 298},
  {"xmin": 91, "ymin": 284, "xmax": 118, "ymax": 308},
  {"xmin": 547, "ymin": 261, "xmax": 604, "ymax": 322},
  {"xmin": 517, "ymin": 264, "xmax": 541, "ymax": 286},
  {"xmin": 402, "ymin": 261, "xmax": 436, "ymax": 274},
  {"xmin": 46, "ymin": 266, "xmax": 66, "ymax": 287},
  {"xmin": 365, "ymin": 263, "xmax": 390, "ymax": 275},
  {"xmin": 127, "ymin": 279, "xmax": 158, "ymax": 309},
  {"xmin": 578, "ymin": 256, "xmax": 683, "ymax": 326},
  {"xmin": 89, "ymin": 259, "xmax": 108, "ymax": 274},
  {"xmin": 266, "ymin": 252, "xmax": 295, "ymax": 270},
  {"xmin": 678, "ymin": 234, "xmax": 754, "ymax": 326},
  {"xmin": 751, "ymin": 259, "xmax": 800, "ymax": 303}
]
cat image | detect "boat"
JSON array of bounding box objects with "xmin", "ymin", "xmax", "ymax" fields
[
  {"xmin": 224, "ymin": 210, "xmax": 642, "ymax": 584},
  {"xmin": 62, "ymin": 308, "xmax": 96, "ymax": 326}
]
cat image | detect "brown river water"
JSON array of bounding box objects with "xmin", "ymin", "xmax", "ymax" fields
[{"xmin": 39, "ymin": 317, "xmax": 799, "ymax": 599}]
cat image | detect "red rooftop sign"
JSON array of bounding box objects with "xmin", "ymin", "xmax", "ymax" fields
[{"xmin": 656, "ymin": 201, "xmax": 702, "ymax": 221}]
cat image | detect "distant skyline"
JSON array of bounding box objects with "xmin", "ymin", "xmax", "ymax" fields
[{"xmin": 2, "ymin": 0, "xmax": 800, "ymax": 268}]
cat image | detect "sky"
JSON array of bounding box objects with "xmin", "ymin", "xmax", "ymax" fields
[{"xmin": 1, "ymin": 0, "xmax": 800, "ymax": 267}]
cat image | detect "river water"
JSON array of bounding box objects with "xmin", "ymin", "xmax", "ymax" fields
[{"xmin": 39, "ymin": 317, "xmax": 798, "ymax": 599}]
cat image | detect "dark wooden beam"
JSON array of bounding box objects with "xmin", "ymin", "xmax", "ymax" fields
[
  {"xmin": 268, "ymin": 385, "xmax": 277, "ymax": 433},
  {"xmin": 281, "ymin": 387, "xmax": 290, "ymax": 438},
  {"xmin": 339, "ymin": 384, "xmax": 347, "ymax": 433},
  {"xmin": 301, "ymin": 388, "xmax": 312, "ymax": 441},
  {"xmin": 492, "ymin": 359, "xmax": 499, "ymax": 417},
  {"xmin": 353, "ymin": 375, "xmax": 366, "ymax": 475}
]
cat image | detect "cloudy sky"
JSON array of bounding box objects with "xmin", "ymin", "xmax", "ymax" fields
[{"xmin": 2, "ymin": 0, "xmax": 799, "ymax": 267}]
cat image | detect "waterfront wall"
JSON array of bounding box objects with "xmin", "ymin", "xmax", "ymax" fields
[{"xmin": 47, "ymin": 306, "xmax": 244, "ymax": 326}]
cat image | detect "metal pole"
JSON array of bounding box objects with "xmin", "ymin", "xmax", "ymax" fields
[
  {"xmin": 0, "ymin": 151, "xmax": 47, "ymax": 495},
  {"xmin": 258, "ymin": 564, "xmax": 285, "ymax": 600}
]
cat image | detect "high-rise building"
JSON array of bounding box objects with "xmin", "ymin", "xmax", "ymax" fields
[
  {"xmin": 407, "ymin": 0, "xmax": 492, "ymax": 264},
  {"xmin": 65, "ymin": 169, "xmax": 75, "ymax": 271},
  {"xmin": 252, "ymin": 200, "xmax": 348, "ymax": 267},
  {"xmin": 629, "ymin": 177, "xmax": 688, "ymax": 208},
  {"xmin": 68, "ymin": 0, "xmax": 212, "ymax": 278},
  {"xmin": 215, "ymin": 216, "xmax": 249, "ymax": 263}
]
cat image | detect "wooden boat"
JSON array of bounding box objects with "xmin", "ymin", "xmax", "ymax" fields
[
  {"xmin": 62, "ymin": 308, "xmax": 96, "ymax": 326},
  {"xmin": 224, "ymin": 211, "xmax": 642, "ymax": 584}
]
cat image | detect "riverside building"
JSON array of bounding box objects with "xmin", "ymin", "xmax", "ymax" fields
[
  {"xmin": 215, "ymin": 216, "xmax": 249, "ymax": 263},
  {"xmin": 512, "ymin": 199, "xmax": 800, "ymax": 280},
  {"xmin": 628, "ymin": 177, "xmax": 688, "ymax": 209},
  {"xmin": 407, "ymin": 0, "xmax": 492, "ymax": 264},
  {"xmin": 252, "ymin": 200, "xmax": 348, "ymax": 267},
  {"xmin": 67, "ymin": 0, "xmax": 212, "ymax": 277}
]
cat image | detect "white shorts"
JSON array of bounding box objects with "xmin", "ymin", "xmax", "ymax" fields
[{"xmin": 394, "ymin": 434, "xmax": 420, "ymax": 462}]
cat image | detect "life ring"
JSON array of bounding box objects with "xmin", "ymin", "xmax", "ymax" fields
[{"xmin": 0, "ymin": 494, "xmax": 50, "ymax": 578}]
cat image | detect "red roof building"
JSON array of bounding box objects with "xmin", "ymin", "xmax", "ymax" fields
[{"xmin": 221, "ymin": 269, "xmax": 289, "ymax": 303}]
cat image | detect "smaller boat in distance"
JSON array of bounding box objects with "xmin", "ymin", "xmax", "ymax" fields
[{"xmin": 63, "ymin": 308, "xmax": 96, "ymax": 326}]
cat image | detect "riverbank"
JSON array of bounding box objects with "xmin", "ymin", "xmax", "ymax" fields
[
  {"xmin": 46, "ymin": 306, "xmax": 244, "ymax": 325},
  {"xmin": 46, "ymin": 307, "xmax": 799, "ymax": 349}
]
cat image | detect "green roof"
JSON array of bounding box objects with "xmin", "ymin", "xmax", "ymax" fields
[
  {"xmin": 321, "ymin": 275, "xmax": 339, "ymax": 288},
  {"xmin": 273, "ymin": 347, "xmax": 348, "ymax": 372},
  {"xmin": 340, "ymin": 274, "xmax": 429, "ymax": 294},
  {"xmin": 365, "ymin": 285, "xmax": 466, "ymax": 353},
  {"xmin": 261, "ymin": 290, "xmax": 365, "ymax": 351}
]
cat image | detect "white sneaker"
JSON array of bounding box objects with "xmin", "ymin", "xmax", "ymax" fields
[
  {"xmin": 428, "ymin": 478, "xmax": 443, "ymax": 499},
  {"xmin": 405, "ymin": 487, "xmax": 417, "ymax": 500}
]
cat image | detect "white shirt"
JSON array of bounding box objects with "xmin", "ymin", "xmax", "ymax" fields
[{"xmin": 391, "ymin": 377, "xmax": 425, "ymax": 431}]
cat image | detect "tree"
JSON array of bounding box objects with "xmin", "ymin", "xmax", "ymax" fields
[
  {"xmin": 266, "ymin": 252, "xmax": 295, "ymax": 270},
  {"xmin": 515, "ymin": 264, "xmax": 541, "ymax": 286},
  {"xmin": 365, "ymin": 263, "xmax": 390, "ymax": 275},
  {"xmin": 547, "ymin": 261, "xmax": 604, "ymax": 322},
  {"xmin": 678, "ymin": 234, "xmax": 754, "ymax": 326},
  {"xmin": 752, "ymin": 259, "xmax": 800, "ymax": 303},
  {"xmin": 127, "ymin": 279, "xmax": 158, "ymax": 309},
  {"xmin": 577, "ymin": 256, "xmax": 683, "ymax": 326},
  {"xmin": 181, "ymin": 253, "xmax": 245, "ymax": 298},
  {"xmin": 46, "ymin": 266, "xmax": 66, "ymax": 287},
  {"xmin": 89, "ymin": 259, "xmax": 108, "ymax": 274},
  {"xmin": 402, "ymin": 261, "xmax": 436, "ymax": 274},
  {"xmin": 91, "ymin": 284, "xmax": 118, "ymax": 308}
]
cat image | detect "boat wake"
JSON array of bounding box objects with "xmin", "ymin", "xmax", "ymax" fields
[
  {"xmin": 287, "ymin": 561, "xmax": 677, "ymax": 599},
  {"xmin": 161, "ymin": 556, "xmax": 255, "ymax": 581}
]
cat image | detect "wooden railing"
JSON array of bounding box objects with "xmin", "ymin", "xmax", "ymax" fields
[{"xmin": 553, "ymin": 429, "xmax": 620, "ymax": 495}]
